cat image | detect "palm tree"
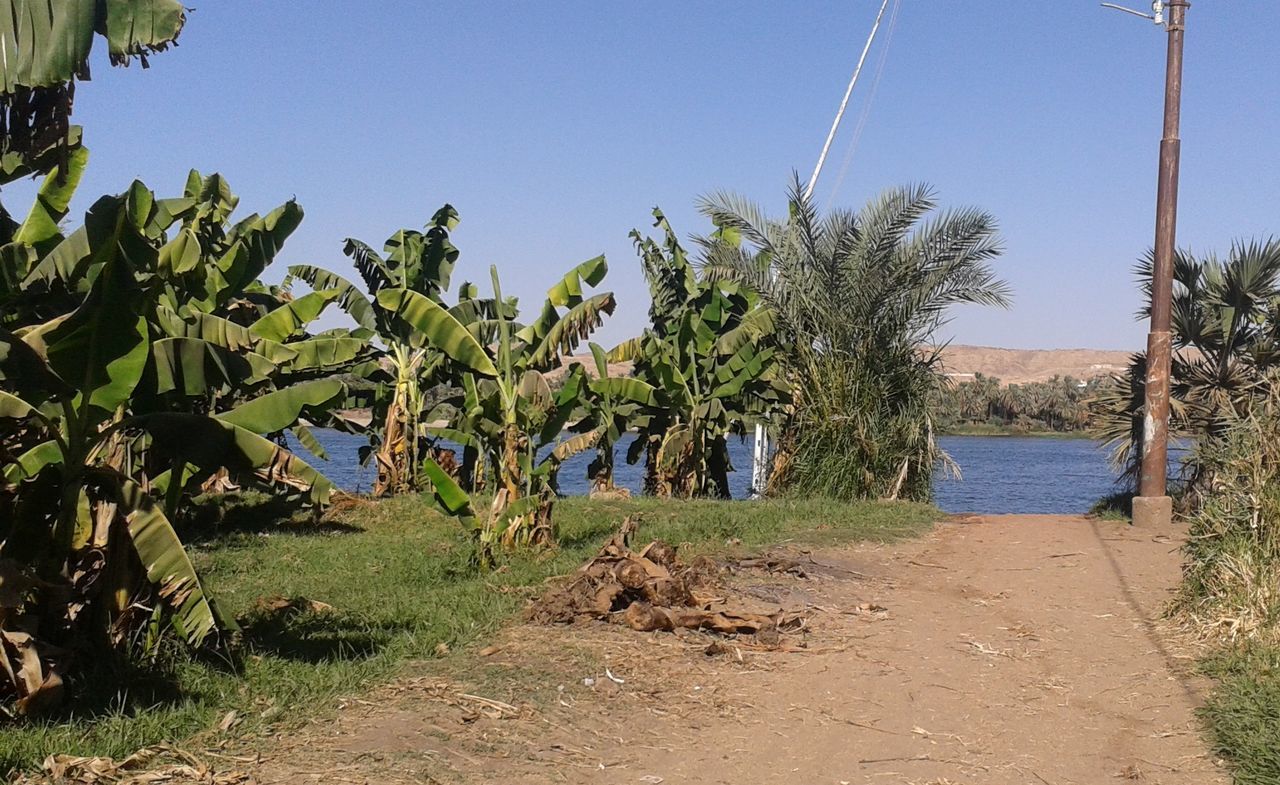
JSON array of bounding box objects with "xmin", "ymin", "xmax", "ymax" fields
[
  {"xmin": 1094, "ymin": 240, "xmax": 1280, "ymax": 481},
  {"xmin": 698, "ymin": 176, "xmax": 1009, "ymax": 500}
]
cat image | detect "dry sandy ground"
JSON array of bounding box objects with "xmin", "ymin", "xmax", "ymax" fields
[{"xmin": 248, "ymin": 516, "xmax": 1227, "ymax": 785}]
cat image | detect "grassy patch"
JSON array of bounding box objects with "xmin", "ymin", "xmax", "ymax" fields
[
  {"xmin": 1200, "ymin": 643, "xmax": 1280, "ymax": 785},
  {"xmin": 1088, "ymin": 490, "xmax": 1133, "ymax": 522},
  {"xmin": 0, "ymin": 495, "xmax": 936, "ymax": 775}
]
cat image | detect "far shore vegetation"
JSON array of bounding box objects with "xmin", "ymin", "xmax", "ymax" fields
[{"xmin": 933, "ymin": 373, "xmax": 1114, "ymax": 437}]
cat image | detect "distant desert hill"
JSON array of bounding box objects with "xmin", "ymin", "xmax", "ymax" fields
[
  {"xmin": 552, "ymin": 344, "xmax": 1136, "ymax": 387},
  {"xmin": 938, "ymin": 345, "xmax": 1134, "ymax": 385}
]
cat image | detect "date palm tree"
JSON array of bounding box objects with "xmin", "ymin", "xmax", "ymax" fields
[{"xmin": 699, "ymin": 176, "xmax": 1009, "ymax": 500}]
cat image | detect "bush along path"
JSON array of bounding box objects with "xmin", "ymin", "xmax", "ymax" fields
[{"xmin": 230, "ymin": 514, "xmax": 1226, "ymax": 784}]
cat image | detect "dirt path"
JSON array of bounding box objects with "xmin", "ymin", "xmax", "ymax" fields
[{"xmin": 253, "ymin": 515, "xmax": 1228, "ymax": 784}]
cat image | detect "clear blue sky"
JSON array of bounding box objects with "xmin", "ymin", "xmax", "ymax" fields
[{"xmin": 10, "ymin": 1, "xmax": 1280, "ymax": 350}]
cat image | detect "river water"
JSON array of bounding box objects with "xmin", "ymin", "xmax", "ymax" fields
[{"xmin": 299, "ymin": 430, "xmax": 1129, "ymax": 515}]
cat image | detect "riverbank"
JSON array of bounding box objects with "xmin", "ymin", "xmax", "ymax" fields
[
  {"xmin": 1, "ymin": 495, "xmax": 936, "ymax": 776},
  {"xmin": 942, "ymin": 423, "xmax": 1095, "ymax": 439}
]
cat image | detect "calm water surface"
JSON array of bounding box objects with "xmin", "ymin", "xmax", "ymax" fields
[
  {"xmin": 933, "ymin": 435, "xmax": 1120, "ymax": 515},
  {"xmin": 298, "ymin": 431, "xmax": 1124, "ymax": 514}
]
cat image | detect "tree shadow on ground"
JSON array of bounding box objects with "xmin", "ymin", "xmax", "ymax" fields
[
  {"xmin": 235, "ymin": 602, "xmax": 410, "ymax": 664},
  {"xmin": 183, "ymin": 492, "xmax": 365, "ymax": 545}
]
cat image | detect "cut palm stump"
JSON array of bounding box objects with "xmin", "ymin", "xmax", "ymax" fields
[{"xmin": 529, "ymin": 517, "xmax": 804, "ymax": 636}]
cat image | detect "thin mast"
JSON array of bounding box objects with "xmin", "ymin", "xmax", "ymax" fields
[{"xmin": 804, "ymin": 0, "xmax": 893, "ymax": 200}]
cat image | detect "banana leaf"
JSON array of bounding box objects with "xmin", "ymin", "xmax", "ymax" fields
[
  {"xmin": 14, "ymin": 145, "xmax": 88, "ymax": 249},
  {"xmin": 151, "ymin": 336, "xmax": 275, "ymax": 396},
  {"xmin": 524, "ymin": 292, "xmax": 617, "ymax": 369},
  {"xmin": 114, "ymin": 476, "xmax": 220, "ymax": 646},
  {"xmin": 286, "ymin": 264, "xmax": 377, "ymax": 335},
  {"xmin": 376, "ymin": 289, "xmax": 497, "ymax": 377},
  {"xmin": 248, "ymin": 289, "xmax": 339, "ymax": 343},
  {"xmin": 2, "ymin": 440, "xmax": 61, "ymax": 483},
  {"xmin": 545, "ymin": 255, "xmax": 608, "ymax": 307},
  {"xmin": 216, "ymin": 379, "xmax": 344, "ymax": 434},
  {"xmin": 291, "ymin": 424, "xmax": 328, "ymax": 461},
  {"xmin": 137, "ymin": 413, "xmax": 334, "ymax": 505}
]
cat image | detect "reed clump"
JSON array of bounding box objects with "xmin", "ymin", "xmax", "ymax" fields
[{"xmin": 1176, "ymin": 385, "xmax": 1280, "ymax": 643}]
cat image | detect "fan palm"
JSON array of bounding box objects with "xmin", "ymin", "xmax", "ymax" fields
[
  {"xmin": 698, "ymin": 175, "xmax": 1009, "ymax": 500},
  {"xmin": 1093, "ymin": 239, "xmax": 1280, "ymax": 482}
]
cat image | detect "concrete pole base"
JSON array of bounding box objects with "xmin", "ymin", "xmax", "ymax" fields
[{"xmin": 1131, "ymin": 495, "xmax": 1173, "ymax": 528}]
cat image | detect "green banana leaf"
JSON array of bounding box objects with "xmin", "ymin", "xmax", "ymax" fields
[
  {"xmin": 2, "ymin": 440, "xmax": 62, "ymax": 483},
  {"xmin": 159, "ymin": 227, "xmax": 201, "ymax": 273},
  {"xmin": 286, "ymin": 264, "xmax": 377, "ymax": 334},
  {"xmin": 14, "ymin": 145, "xmax": 88, "ymax": 249},
  {"xmin": 152, "ymin": 336, "xmax": 275, "ymax": 396},
  {"xmin": 606, "ymin": 337, "xmax": 643, "ymax": 363},
  {"xmin": 546, "ymin": 255, "xmax": 608, "ymax": 307},
  {"xmin": 420, "ymin": 457, "xmax": 477, "ymax": 532},
  {"xmin": 376, "ymin": 289, "xmax": 498, "ymax": 377},
  {"xmin": 138, "ymin": 413, "xmax": 334, "ymax": 505},
  {"xmin": 291, "ymin": 424, "xmax": 328, "ymax": 461},
  {"xmin": 715, "ymin": 306, "xmax": 776, "ymax": 354},
  {"xmin": 591, "ymin": 376, "xmax": 659, "ymax": 407},
  {"xmin": 115, "ymin": 476, "xmax": 220, "ymax": 646},
  {"xmin": 524, "ymin": 292, "xmax": 617, "ymax": 369},
  {"xmin": 541, "ymin": 427, "xmax": 603, "ymax": 468},
  {"xmin": 280, "ymin": 335, "xmax": 369, "ymax": 372},
  {"xmin": 216, "ymin": 379, "xmax": 344, "ymax": 434},
  {"xmin": 0, "ymin": 389, "xmax": 36, "ymax": 418},
  {"xmin": 248, "ymin": 289, "xmax": 339, "ymax": 343}
]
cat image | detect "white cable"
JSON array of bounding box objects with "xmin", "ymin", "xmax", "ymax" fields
[
  {"xmin": 825, "ymin": 0, "xmax": 902, "ymax": 210},
  {"xmin": 804, "ymin": 0, "xmax": 894, "ymax": 200}
]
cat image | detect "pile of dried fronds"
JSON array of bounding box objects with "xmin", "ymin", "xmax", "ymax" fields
[
  {"xmin": 529, "ymin": 518, "xmax": 803, "ymax": 635},
  {"xmin": 1175, "ymin": 384, "xmax": 1280, "ymax": 643},
  {"xmin": 13, "ymin": 743, "xmax": 249, "ymax": 785}
]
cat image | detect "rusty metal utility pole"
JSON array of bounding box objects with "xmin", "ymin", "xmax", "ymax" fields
[{"xmin": 1133, "ymin": 0, "xmax": 1189, "ymax": 528}]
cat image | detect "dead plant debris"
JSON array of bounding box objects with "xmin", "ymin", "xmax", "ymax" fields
[
  {"xmin": 528, "ymin": 517, "xmax": 805, "ymax": 637},
  {"xmin": 16, "ymin": 744, "xmax": 251, "ymax": 785}
]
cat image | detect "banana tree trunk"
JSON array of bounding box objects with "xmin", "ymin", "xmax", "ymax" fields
[
  {"xmin": 708, "ymin": 435, "xmax": 732, "ymax": 499},
  {"xmin": 491, "ymin": 423, "xmax": 555, "ymax": 547},
  {"xmin": 373, "ymin": 395, "xmax": 407, "ymax": 497},
  {"xmin": 642, "ymin": 436, "xmax": 661, "ymax": 496},
  {"xmin": 461, "ymin": 443, "xmax": 485, "ymax": 493},
  {"xmin": 589, "ymin": 443, "xmax": 615, "ymax": 494}
]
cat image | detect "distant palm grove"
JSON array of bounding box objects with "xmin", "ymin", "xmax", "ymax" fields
[{"xmin": 933, "ymin": 373, "xmax": 1115, "ymax": 434}]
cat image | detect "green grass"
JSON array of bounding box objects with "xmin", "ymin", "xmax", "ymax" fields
[
  {"xmin": 1200, "ymin": 643, "xmax": 1280, "ymax": 784},
  {"xmin": 1088, "ymin": 490, "xmax": 1133, "ymax": 522},
  {"xmin": 0, "ymin": 494, "xmax": 936, "ymax": 775}
]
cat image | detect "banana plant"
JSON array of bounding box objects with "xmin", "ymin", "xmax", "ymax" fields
[
  {"xmin": 548, "ymin": 343, "xmax": 658, "ymax": 493},
  {"xmin": 19, "ymin": 167, "xmax": 372, "ymax": 508},
  {"xmin": 618, "ymin": 209, "xmax": 786, "ymax": 498},
  {"xmin": 424, "ymin": 259, "xmax": 615, "ymax": 550},
  {"xmin": 0, "ymin": 177, "xmax": 342, "ymax": 715},
  {"xmin": 1, "ymin": 0, "xmax": 186, "ymax": 173},
  {"xmin": 139, "ymin": 170, "xmax": 376, "ymax": 481},
  {"xmin": 288, "ymin": 205, "xmax": 500, "ymax": 496}
]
